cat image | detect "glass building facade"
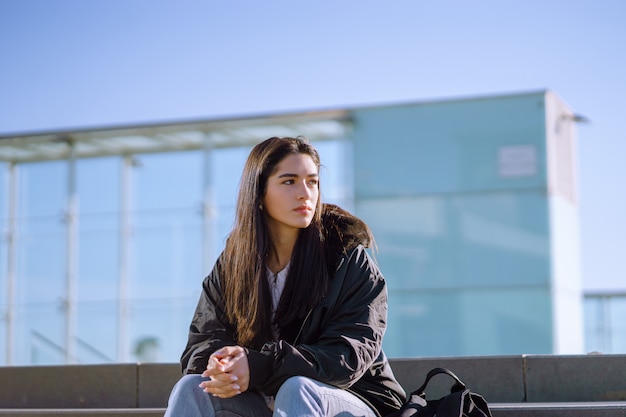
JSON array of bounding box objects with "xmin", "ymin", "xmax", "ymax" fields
[
  {"xmin": 351, "ymin": 91, "xmax": 584, "ymax": 356},
  {"xmin": 1, "ymin": 91, "xmax": 616, "ymax": 366},
  {"xmin": 584, "ymin": 292, "xmax": 626, "ymax": 354},
  {"xmin": 0, "ymin": 114, "xmax": 354, "ymax": 365}
]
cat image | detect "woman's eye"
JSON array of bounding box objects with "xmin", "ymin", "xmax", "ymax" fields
[{"xmin": 283, "ymin": 179, "xmax": 294, "ymax": 185}]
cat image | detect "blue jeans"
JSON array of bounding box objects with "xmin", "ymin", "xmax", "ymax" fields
[{"xmin": 164, "ymin": 374, "xmax": 378, "ymax": 417}]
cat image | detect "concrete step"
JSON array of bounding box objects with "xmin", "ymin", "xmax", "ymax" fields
[
  {"xmin": 0, "ymin": 363, "xmax": 180, "ymax": 409},
  {"xmin": 390, "ymin": 354, "xmax": 626, "ymax": 403},
  {"xmin": 2, "ymin": 355, "xmax": 625, "ymax": 414},
  {"xmin": 490, "ymin": 401, "xmax": 626, "ymax": 417},
  {"xmin": 0, "ymin": 410, "xmax": 164, "ymax": 417},
  {"xmin": 2, "ymin": 403, "xmax": 626, "ymax": 417}
]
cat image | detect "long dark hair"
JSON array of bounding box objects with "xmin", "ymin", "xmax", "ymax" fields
[{"xmin": 221, "ymin": 136, "xmax": 328, "ymax": 348}]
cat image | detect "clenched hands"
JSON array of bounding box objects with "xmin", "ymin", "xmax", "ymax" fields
[{"xmin": 199, "ymin": 346, "xmax": 250, "ymax": 398}]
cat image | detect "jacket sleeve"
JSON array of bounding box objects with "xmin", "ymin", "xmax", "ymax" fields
[
  {"xmin": 180, "ymin": 259, "xmax": 237, "ymax": 374},
  {"xmin": 246, "ymin": 245, "xmax": 388, "ymax": 393}
]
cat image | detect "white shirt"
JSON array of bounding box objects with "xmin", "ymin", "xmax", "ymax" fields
[
  {"xmin": 266, "ymin": 262, "xmax": 289, "ymax": 340},
  {"xmin": 264, "ymin": 262, "xmax": 290, "ymax": 410}
]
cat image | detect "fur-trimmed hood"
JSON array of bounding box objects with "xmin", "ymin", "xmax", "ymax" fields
[{"xmin": 322, "ymin": 203, "xmax": 375, "ymax": 272}]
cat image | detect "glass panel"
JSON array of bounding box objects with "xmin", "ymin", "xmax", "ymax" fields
[
  {"xmin": 133, "ymin": 207, "xmax": 203, "ymax": 299},
  {"xmin": 134, "ymin": 151, "xmax": 202, "ymax": 211},
  {"xmin": 361, "ymin": 190, "xmax": 553, "ymax": 357},
  {"xmin": 15, "ymin": 301, "xmax": 65, "ymax": 365},
  {"xmin": 315, "ymin": 139, "xmax": 354, "ymax": 209},
  {"xmin": 0, "ymin": 326, "xmax": 5, "ymax": 365},
  {"xmin": 0, "ymin": 161, "xmax": 6, "ymax": 219},
  {"xmin": 16, "ymin": 161, "xmax": 67, "ymax": 304},
  {"xmin": 211, "ymin": 146, "xmax": 250, "ymax": 259},
  {"xmin": 18, "ymin": 161, "xmax": 67, "ymax": 217},
  {"xmin": 13, "ymin": 161, "xmax": 68, "ymax": 365},
  {"xmin": 128, "ymin": 297, "xmax": 197, "ymax": 362},
  {"xmin": 78, "ymin": 213, "xmax": 119, "ymax": 302},
  {"xmin": 584, "ymin": 295, "xmax": 626, "ymax": 354},
  {"xmin": 76, "ymin": 299, "xmax": 117, "ymax": 363},
  {"xmin": 131, "ymin": 150, "xmax": 203, "ymax": 318},
  {"xmin": 213, "ymin": 146, "xmax": 250, "ymax": 211},
  {"xmin": 73, "ymin": 158, "xmax": 120, "ymax": 363},
  {"xmin": 583, "ymin": 297, "xmax": 606, "ymax": 353},
  {"xmin": 358, "ymin": 191, "xmax": 550, "ymax": 291},
  {"xmin": 77, "ymin": 157, "xmax": 120, "ymax": 214},
  {"xmin": 123, "ymin": 149, "xmax": 225, "ymax": 362},
  {"xmin": 610, "ymin": 296, "xmax": 626, "ymax": 353},
  {"xmin": 384, "ymin": 287, "xmax": 552, "ymax": 357},
  {"xmin": 0, "ymin": 163, "xmax": 7, "ymax": 364},
  {"xmin": 353, "ymin": 93, "xmax": 547, "ymax": 198},
  {"xmin": 16, "ymin": 218, "xmax": 66, "ymax": 303}
]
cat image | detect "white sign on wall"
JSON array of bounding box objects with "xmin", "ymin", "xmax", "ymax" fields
[{"xmin": 498, "ymin": 145, "xmax": 537, "ymax": 177}]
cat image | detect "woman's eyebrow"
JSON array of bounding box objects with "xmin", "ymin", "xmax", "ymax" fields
[{"xmin": 277, "ymin": 172, "xmax": 318, "ymax": 178}]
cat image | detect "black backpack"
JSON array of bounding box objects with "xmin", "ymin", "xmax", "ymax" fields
[{"xmin": 387, "ymin": 367, "xmax": 492, "ymax": 417}]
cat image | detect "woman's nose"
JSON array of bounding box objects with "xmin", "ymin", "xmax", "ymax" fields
[{"xmin": 297, "ymin": 182, "xmax": 311, "ymax": 199}]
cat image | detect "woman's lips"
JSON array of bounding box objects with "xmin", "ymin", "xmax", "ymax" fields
[{"xmin": 294, "ymin": 205, "xmax": 311, "ymax": 214}]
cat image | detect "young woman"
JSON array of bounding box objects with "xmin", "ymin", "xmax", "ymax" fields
[{"xmin": 165, "ymin": 136, "xmax": 405, "ymax": 417}]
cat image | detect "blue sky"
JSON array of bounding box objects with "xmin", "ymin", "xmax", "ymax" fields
[{"xmin": 1, "ymin": 0, "xmax": 625, "ymax": 291}]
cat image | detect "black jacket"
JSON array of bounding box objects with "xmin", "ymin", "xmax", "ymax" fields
[{"xmin": 181, "ymin": 204, "xmax": 406, "ymax": 416}]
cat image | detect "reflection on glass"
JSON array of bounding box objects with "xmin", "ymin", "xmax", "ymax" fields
[{"xmin": 1, "ymin": 140, "xmax": 353, "ymax": 364}]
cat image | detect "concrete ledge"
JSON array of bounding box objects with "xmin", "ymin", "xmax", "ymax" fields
[
  {"xmin": 137, "ymin": 363, "xmax": 180, "ymax": 408},
  {"xmin": 525, "ymin": 354, "xmax": 626, "ymax": 402},
  {"xmin": 0, "ymin": 364, "xmax": 138, "ymax": 408},
  {"xmin": 1, "ymin": 354, "xmax": 625, "ymax": 412},
  {"xmin": 2, "ymin": 403, "xmax": 626, "ymax": 417},
  {"xmin": 389, "ymin": 355, "xmax": 525, "ymax": 402},
  {"xmin": 490, "ymin": 402, "xmax": 626, "ymax": 417},
  {"xmin": 388, "ymin": 354, "xmax": 626, "ymax": 404},
  {"xmin": 0, "ymin": 409, "xmax": 164, "ymax": 416}
]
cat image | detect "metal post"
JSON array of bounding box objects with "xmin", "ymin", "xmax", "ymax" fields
[
  {"xmin": 5, "ymin": 162, "xmax": 17, "ymax": 365},
  {"xmin": 65, "ymin": 141, "xmax": 79, "ymax": 363},
  {"xmin": 118, "ymin": 155, "xmax": 133, "ymax": 362},
  {"xmin": 202, "ymin": 135, "xmax": 217, "ymax": 274}
]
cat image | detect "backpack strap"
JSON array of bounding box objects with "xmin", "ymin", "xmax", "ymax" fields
[{"xmin": 414, "ymin": 367, "xmax": 467, "ymax": 396}]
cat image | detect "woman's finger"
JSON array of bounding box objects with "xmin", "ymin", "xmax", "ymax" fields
[{"xmin": 199, "ymin": 377, "xmax": 241, "ymax": 397}]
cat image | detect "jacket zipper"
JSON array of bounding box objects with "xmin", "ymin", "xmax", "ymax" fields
[{"xmin": 292, "ymin": 308, "xmax": 313, "ymax": 345}]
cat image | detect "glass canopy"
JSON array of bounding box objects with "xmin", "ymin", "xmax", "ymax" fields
[{"xmin": 0, "ymin": 109, "xmax": 352, "ymax": 163}]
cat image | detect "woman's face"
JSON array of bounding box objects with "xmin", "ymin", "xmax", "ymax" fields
[{"xmin": 262, "ymin": 153, "xmax": 319, "ymax": 237}]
